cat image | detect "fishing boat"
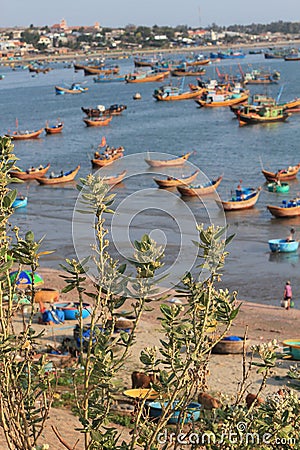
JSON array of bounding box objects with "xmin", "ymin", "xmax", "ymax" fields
[
  {"xmin": 81, "ymin": 104, "xmax": 127, "ymax": 117},
  {"xmin": 177, "ymin": 176, "xmax": 223, "ymax": 196},
  {"xmin": 196, "ymin": 92, "xmax": 248, "ymax": 108},
  {"xmin": 267, "ymin": 182, "xmax": 290, "ymax": 193},
  {"xmin": 9, "ymin": 163, "xmax": 51, "ymax": 181},
  {"xmin": 93, "ymin": 74, "xmax": 126, "ymax": 83},
  {"xmin": 216, "ymin": 187, "xmax": 261, "ymax": 211},
  {"xmin": 91, "ymin": 148, "xmax": 124, "ymax": 168},
  {"xmin": 267, "ymin": 198, "xmax": 300, "ymax": 218},
  {"xmin": 238, "ymin": 105, "xmax": 290, "ymax": 126},
  {"xmin": 55, "ymin": 83, "xmax": 88, "ymax": 95},
  {"xmin": 153, "ymin": 170, "xmax": 200, "ymax": 188},
  {"xmin": 262, "ymin": 164, "xmax": 300, "ymax": 182},
  {"xmin": 102, "ymin": 170, "xmax": 127, "ymax": 185},
  {"xmin": 171, "ymin": 68, "xmax": 206, "ymax": 77},
  {"xmin": 153, "ymin": 81, "xmax": 203, "ymax": 101},
  {"xmin": 268, "ymin": 239, "xmax": 299, "ymax": 252},
  {"xmin": 12, "ymin": 197, "xmax": 28, "ymax": 209},
  {"xmin": 36, "ymin": 165, "xmax": 80, "ymax": 185},
  {"xmin": 145, "ymin": 152, "xmax": 192, "ymax": 168},
  {"xmin": 83, "ymin": 116, "xmax": 113, "ymax": 127},
  {"xmin": 45, "ymin": 122, "xmax": 64, "ymax": 134},
  {"xmin": 5, "ymin": 128, "xmax": 44, "ymax": 140},
  {"xmin": 83, "ymin": 66, "xmax": 119, "ymax": 76},
  {"xmin": 125, "ymin": 71, "xmax": 169, "ymax": 83},
  {"xmin": 185, "ymin": 58, "xmax": 211, "ymax": 66},
  {"xmin": 133, "ymin": 57, "xmax": 158, "ymax": 67}
]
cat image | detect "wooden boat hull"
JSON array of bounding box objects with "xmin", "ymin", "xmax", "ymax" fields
[
  {"xmin": 216, "ymin": 189, "xmax": 261, "ymax": 211},
  {"xmin": 145, "ymin": 152, "xmax": 192, "ymax": 167},
  {"xmin": 5, "ymin": 128, "xmax": 44, "ymax": 140},
  {"xmin": 153, "ymin": 170, "xmax": 199, "ymax": 188},
  {"xmin": 81, "ymin": 105, "xmax": 126, "ymax": 117},
  {"xmin": 267, "ymin": 204, "xmax": 300, "ymax": 218},
  {"xmin": 9, "ymin": 163, "xmax": 50, "ymax": 180},
  {"xmin": 83, "ymin": 66, "xmax": 119, "ymax": 76},
  {"xmin": 93, "ymin": 75, "xmax": 126, "ymax": 83},
  {"xmin": 126, "ymin": 72, "xmax": 169, "ymax": 83},
  {"xmin": 171, "ymin": 69, "xmax": 206, "ymax": 77},
  {"xmin": 102, "ymin": 170, "xmax": 127, "ymax": 185},
  {"xmin": 55, "ymin": 85, "xmax": 88, "ymax": 95},
  {"xmin": 36, "ymin": 165, "xmax": 80, "ymax": 185},
  {"xmin": 283, "ymin": 98, "xmax": 300, "ymax": 109},
  {"xmin": 262, "ymin": 166, "xmax": 300, "ymax": 182},
  {"xmin": 239, "ymin": 112, "xmax": 290, "ymax": 125},
  {"xmin": 83, "ymin": 116, "xmax": 112, "ymax": 127},
  {"xmin": 186, "ymin": 59, "xmax": 210, "ymax": 66},
  {"xmin": 153, "ymin": 89, "xmax": 202, "ymax": 101},
  {"xmin": 177, "ymin": 176, "xmax": 223, "ymax": 196},
  {"xmin": 45, "ymin": 124, "xmax": 63, "ymax": 134},
  {"xmin": 196, "ymin": 93, "xmax": 249, "ymax": 108},
  {"xmin": 92, "ymin": 153, "xmax": 123, "ymax": 167},
  {"xmin": 268, "ymin": 239, "xmax": 299, "ymax": 252},
  {"xmin": 267, "ymin": 182, "xmax": 290, "ymax": 193}
]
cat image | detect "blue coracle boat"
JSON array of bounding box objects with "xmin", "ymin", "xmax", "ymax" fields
[
  {"xmin": 268, "ymin": 239, "xmax": 299, "ymax": 253},
  {"xmin": 12, "ymin": 197, "xmax": 27, "ymax": 209}
]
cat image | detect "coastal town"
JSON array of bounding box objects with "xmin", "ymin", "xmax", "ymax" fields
[{"xmin": 1, "ymin": 18, "xmax": 300, "ymax": 60}]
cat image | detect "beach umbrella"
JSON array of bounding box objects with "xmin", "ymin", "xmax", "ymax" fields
[{"xmin": 9, "ymin": 270, "xmax": 44, "ymax": 287}]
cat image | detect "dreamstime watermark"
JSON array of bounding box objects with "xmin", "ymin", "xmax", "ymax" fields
[
  {"xmin": 72, "ymin": 152, "xmax": 227, "ymax": 295},
  {"xmin": 157, "ymin": 422, "xmax": 296, "ymax": 446}
]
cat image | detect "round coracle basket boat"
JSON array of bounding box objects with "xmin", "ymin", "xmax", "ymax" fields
[
  {"xmin": 282, "ymin": 339, "xmax": 300, "ymax": 360},
  {"xmin": 123, "ymin": 388, "xmax": 159, "ymax": 400},
  {"xmin": 212, "ymin": 336, "xmax": 250, "ymax": 354},
  {"xmin": 52, "ymin": 302, "xmax": 92, "ymax": 320}
]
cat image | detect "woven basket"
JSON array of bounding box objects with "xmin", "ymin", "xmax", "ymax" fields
[{"xmin": 212, "ymin": 337, "xmax": 250, "ymax": 354}]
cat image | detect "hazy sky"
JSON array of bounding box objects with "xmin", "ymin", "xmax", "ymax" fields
[{"xmin": 1, "ymin": 0, "xmax": 300, "ymax": 28}]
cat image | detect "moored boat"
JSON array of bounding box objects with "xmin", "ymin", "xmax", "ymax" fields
[
  {"xmin": 216, "ymin": 187, "xmax": 261, "ymax": 211},
  {"xmin": 153, "ymin": 84, "xmax": 203, "ymax": 101},
  {"xmin": 177, "ymin": 176, "xmax": 223, "ymax": 196},
  {"xmin": 238, "ymin": 104, "xmax": 290, "ymax": 126},
  {"xmin": 153, "ymin": 170, "xmax": 200, "ymax": 188},
  {"xmin": 145, "ymin": 152, "xmax": 192, "ymax": 168},
  {"xmin": 171, "ymin": 68, "xmax": 206, "ymax": 77},
  {"xmin": 36, "ymin": 165, "xmax": 80, "ymax": 185},
  {"xmin": 83, "ymin": 66, "xmax": 119, "ymax": 76},
  {"xmin": 93, "ymin": 74, "xmax": 126, "ymax": 83},
  {"xmin": 91, "ymin": 148, "xmax": 124, "ymax": 167},
  {"xmin": 267, "ymin": 198, "xmax": 300, "ymax": 218},
  {"xmin": 5, "ymin": 128, "xmax": 44, "ymax": 140},
  {"xmin": 9, "ymin": 163, "xmax": 51, "ymax": 180},
  {"xmin": 81, "ymin": 104, "xmax": 126, "ymax": 117},
  {"xmin": 262, "ymin": 164, "xmax": 300, "ymax": 182},
  {"xmin": 12, "ymin": 196, "xmax": 28, "ymax": 209},
  {"xmin": 267, "ymin": 182, "xmax": 290, "ymax": 193},
  {"xmin": 55, "ymin": 83, "xmax": 88, "ymax": 95},
  {"xmin": 125, "ymin": 71, "xmax": 169, "ymax": 83},
  {"xmin": 196, "ymin": 92, "xmax": 248, "ymax": 108},
  {"xmin": 102, "ymin": 170, "xmax": 127, "ymax": 185},
  {"xmin": 83, "ymin": 116, "xmax": 113, "ymax": 127},
  {"xmin": 45, "ymin": 122, "xmax": 64, "ymax": 134},
  {"xmin": 268, "ymin": 239, "xmax": 299, "ymax": 252}
]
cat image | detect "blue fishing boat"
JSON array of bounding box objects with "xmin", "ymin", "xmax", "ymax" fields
[
  {"xmin": 55, "ymin": 83, "xmax": 88, "ymax": 95},
  {"xmin": 12, "ymin": 197, "xmax": 27, "ymax": 209},
  {"xmin": 268, "ymin": 239, "xmax": 299, "ymax": 253}
]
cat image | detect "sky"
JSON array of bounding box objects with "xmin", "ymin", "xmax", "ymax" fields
[{"xmin": 1, "ymin": 0, "xmax": 300, "ymax": 29}]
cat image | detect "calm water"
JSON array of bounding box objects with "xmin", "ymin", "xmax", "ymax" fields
[{"xmin": 1, "ymin": 53, "xmax": 300, "ymax": 306}]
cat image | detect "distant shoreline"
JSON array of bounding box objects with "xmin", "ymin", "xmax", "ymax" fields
[{"xmin": 2, "ymin": 39, "xmax": 300, "ymax": 64}]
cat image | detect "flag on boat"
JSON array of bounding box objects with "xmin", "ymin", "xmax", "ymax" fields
[
  {"xmin": 99, "ymin": 136, "xmax": 106, "ymax": 147},
  {"xmin": 15, "ymin": 118, "xmax": 19, "ymax": 129}
]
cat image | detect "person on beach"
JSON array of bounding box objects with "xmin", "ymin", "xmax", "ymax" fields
[{"xmin": 283, "ymin": 281, "xmax": 292, "ymax": 310}]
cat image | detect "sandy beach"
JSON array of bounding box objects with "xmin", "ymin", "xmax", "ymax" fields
[{"xmin": 1, "ymin": 266, "xmax": 298, "ymax": 449}]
